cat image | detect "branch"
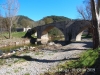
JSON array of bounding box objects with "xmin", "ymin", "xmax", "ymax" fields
[{"xmin": 77, "ymin": 7, "xmax": 86, "ymax": 20}]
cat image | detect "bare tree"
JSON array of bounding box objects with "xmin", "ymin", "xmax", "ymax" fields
[
  {"xmin": 77, "ymin": 1, "xmax": 92, "ymax": 20},
  {"xmin": 0, "ymin": 10, "xmax": 3, "ymax": 36},
  {"xmin": 1, "ymin": 0, "xmax": 19, "ymax": 39},
  {"xmin": 77, "ymin": 0, "xmax": 100, "ymax": 49},
  {"xmin": 77, "ymin": 2, "xmax": 93, "ymax": 38}
]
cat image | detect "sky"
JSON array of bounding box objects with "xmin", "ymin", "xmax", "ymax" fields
[{"xmin": 0, "ymin": 0, "xmax": 84, "ymax": 21}]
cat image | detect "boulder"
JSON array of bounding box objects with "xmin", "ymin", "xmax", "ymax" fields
[
  {"xmin": 54, "ymin": 44, "xmax": 62, "ymax": 47},
  {"xmin": 29, "ymin": 46, "xmax": 35, "ymax": 50},
  {"xmin": 48, "ymin": 42, "xmax": 55, "ymax": 46}
]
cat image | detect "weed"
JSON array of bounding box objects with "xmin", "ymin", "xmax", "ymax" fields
[
  {"xmin": 14, "ymin": 69, "xmax": 19, "ymax": 73},
  {"xmin": 24, "ymin": 72, "xmax": 30, "ymax": 75},
  {"xmin": 35, "ymin": 52, "xmax": 43, "ymax": 55},
  {"xmin": 0, "ymin": 59, "xmax": 6, "ymax": 65},
  {"xmin": 6, "ymin": 71, "xmax": 10, "ymax": 74},
  {"xmin": 14, "ymin": 58, "xmax": 26, "ymax": 63},
  {"xmin": 57, "ymin": 48, "xmax": 99, "ymax": 69},
  {"xmin": 8, "ymin": 64, "xmax": 11, "ymax": 66}
]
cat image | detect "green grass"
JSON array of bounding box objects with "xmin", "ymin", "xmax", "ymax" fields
[
  {"xmin": 42, "ymin": 48, "xmax": 99, "ymax": 75},
  {"xmin": 24, "ymin": 73, "xmax": 30, "ymax": 75},
  {"xmin": 0, "ymin": 32, "xmax": 26, "ymax": 38},
  {"xmin": 11, "ymin": 32, "xmax": 36, "ymax": 38},
  {"xmin": 11, "ymin": 32, "xmax": 26, "ymax": 38},
  {"xmin": 0, "ymin": 32, "xmax": 36, "ymax": 38},
  {"xmin": 14, "ymin": 58, "xmax": 26, "ymax": 63},
  {"xmin": 58, "ymin": 48, "xmax": 99, "ymax": 69},
  {"xmin": 82, "ymin": 34, "xmax": 92, "ymax": 38},
  {"xmin": 0, "ymin": 59, "xmax": 6, "ymax": 65},
  {"xmin": 14, "ymin": 69, "xmax": 19, "ymax": 73},
  {"xmin": 35, "ymin": 52, "xmax": 43, "ymax": 55}
]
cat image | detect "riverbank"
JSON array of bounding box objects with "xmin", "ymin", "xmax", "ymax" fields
[
  {"xmin": 0, "ymin": 40, "xmax": 93, "ymax": 75},
  {"xmin": 0, "ymin": 38, "xmax": 30, "ymax": 48}
]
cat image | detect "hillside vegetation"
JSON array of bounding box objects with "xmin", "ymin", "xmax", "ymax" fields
[{"xmin": 0, "ymin": 15, "xmax": 71, "ymax": 38}]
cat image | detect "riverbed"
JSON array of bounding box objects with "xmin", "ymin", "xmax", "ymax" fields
[{"xmin": 0, "ymin": 39, "xmax": 93, "ymax": 75}]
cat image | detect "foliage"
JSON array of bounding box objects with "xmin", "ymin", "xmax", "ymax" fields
[
  {"xmin": 16, "ymin": 15, "xmax": 35, "ymax": 28},
  {"xmin": 20, "ymin": 19, "xmax": 31, "ymax": 27},
  {"xmin": 82, "ymin": 34, "xmax": 92, "ymax": 38},
  {"xmin": 24, "ymin": 73, "xmax": 30, "ymax": 75},
  {"xmin": 48, "ymin": 27, "xmax": 63, "ymax": 37},
  {"xmin": 0, "ymin": 59, "xmax": 6, "ymax": 65},
  {"xmin": 37, "ymin": 15, "xmax": 71, "ymax": 26},
  {"xmin": 43, "ymin": 17, "xmax": 53, "ymax": 24},
  {"xmin": 0, "ymin": 15, "xmax": 71, "ymax": 39},
  {"xmin": 40, "ymin": 15, "xmax": 70, "ymax": 37},
  {"xmin": 42, "ymin": 15, "xmax": 71, "ymax": 22}
]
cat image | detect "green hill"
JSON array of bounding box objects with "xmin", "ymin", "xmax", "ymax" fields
[{"xmin": 14, "ymin": 15, "xmax": 35, "ymax": 28}]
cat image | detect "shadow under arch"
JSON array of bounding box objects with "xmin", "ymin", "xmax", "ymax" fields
[
  {"xmin": 76, "ymin": 25, "xmax": 93, "ymax": 41},
  {"xmin": 22, "ymin": 28, "xmax": 38, "ymax": 44},
  {"xmin": 41, "ymin": 26, "xmax": 67, "ymax": 45}
]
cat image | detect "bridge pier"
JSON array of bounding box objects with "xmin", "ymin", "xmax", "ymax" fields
[
  {"xmin": 76, "ymin": 31, "xmax": 83, "ymax": 41},
  {"xmin": 36, "ymin": 28, "xmax": 42, "ymax": 45}
]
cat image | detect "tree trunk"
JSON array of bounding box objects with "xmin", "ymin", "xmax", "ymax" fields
[
  {"xmin": 9, "ymin": 26, "xmax": 11, "ymax": 39},
  {"xmin": 92, "ymin": 20, "xmax": 99, "ymax": 49},
  {"xmin": 91, "ymin": 0, "xmax": 99, "ymax": 49},
  {"xmin": 9, "ymin": 18, "xmax": 12, "ymax": 39}
]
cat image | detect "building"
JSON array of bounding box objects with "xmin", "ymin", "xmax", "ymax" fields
[{"xmin": 16, "ymin": 27, "xmax": 31, "ymax": 32}]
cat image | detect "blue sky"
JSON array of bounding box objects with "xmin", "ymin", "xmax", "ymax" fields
[{"xmin": 0, "ymin": 0, "xmax": 84, "ymax": 21}]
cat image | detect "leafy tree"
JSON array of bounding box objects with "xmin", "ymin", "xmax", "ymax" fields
[
  {"xmin": 42, "ymin": 15, "xmax": 71, "ymax": 23},
  {"xmin": 36, "ymin": 20, "xmax": 45, "ymax": 26},
  {"xmin": 20, "ymin": 19, "xmax": 30, "ymax": 28},
  {"xmin": 17, "ymin": 15, "xmax": 34, "ymax": 24},
  {"xmin": 43, "ymin": 17, "xmax": 53, "ymax": 24}
]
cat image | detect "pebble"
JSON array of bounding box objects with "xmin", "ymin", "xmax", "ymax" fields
[{"xmin": 0, "ymin": 39, "xmax": 93, "ymax": 75}]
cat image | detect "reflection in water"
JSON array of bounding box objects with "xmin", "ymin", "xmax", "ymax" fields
[{"xmin": 0, "ymin": 44, "xmax": 37, "ymax": 53}]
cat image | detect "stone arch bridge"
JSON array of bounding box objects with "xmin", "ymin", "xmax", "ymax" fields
[{"xmin": 23, "ymin": 20, "xmax": 92, "ymax": 44}]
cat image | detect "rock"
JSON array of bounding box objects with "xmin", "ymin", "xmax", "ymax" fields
[
  {"xmin": 2, "ymin": 53, "xmax": 5, "ymax": 55},
  {"xmin": 15, "ymin": 48, "xmax": 20, "ymax": 51},
  {"xmin": 10, "ymin": 50, "xmax": 16, "ymax": 54},
  {"xmin": 0, "ymin": 55, "xmax": 2, "ymax": 58},
  {"xmin": 54, "ymin": 71, "xmax": 65, "ymax": 75},
  {"xmin": 19, "ymin": 47, "xmax": 24, "ymax": 51},
  {"xmin": 54, "ymin": 44, "xmax": 62, "ymax": 47},
  {"xmin": 48, "ymin": 42, "xmax": 55, "ymax": 46},
  {"xmin": 7, "ymin": 53, "xmax": 11, "ymax": 56},
  {"xmin": 29, "ymin": 46, "xmax": 35, "ymax": 50}
]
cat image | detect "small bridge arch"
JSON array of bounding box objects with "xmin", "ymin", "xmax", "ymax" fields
[
  {"xmin": 36, "ymin": 21, "xmax": 67, "ymax": 44},
  {"xmin": 76, "ymin": 24, "xmax": 92, "ymax": 41},
  {"xmin": 41, "ymin": 25, "xmax": 66, "ymax": 44}
]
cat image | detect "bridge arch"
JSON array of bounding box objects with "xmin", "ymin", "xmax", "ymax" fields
[
  {"xmin": 76, "ymin": 25, "xmax": 93, "ymax": 41},
  {"xmin": 40, "ymin": 25, "xmax": 66, "ymax": 44}
]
